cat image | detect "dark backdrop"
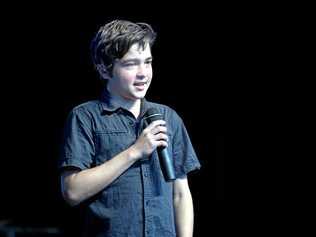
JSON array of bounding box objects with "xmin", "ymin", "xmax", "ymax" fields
[{"xmin": 0, "ymin": 4, "xmax": 226, "ymax": 236}]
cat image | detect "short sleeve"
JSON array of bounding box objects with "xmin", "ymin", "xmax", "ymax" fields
[
  {"xmin": 171, "ymin": 111, "xmax": 201, "ymax": 178},
  {"xmin": 59, "ymin": 108, "xmax": 95, "ymax": 171}
]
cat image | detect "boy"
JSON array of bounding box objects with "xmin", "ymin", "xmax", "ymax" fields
[{"xmin": 60, "ymin": 20, "xmax": 201, "ymax": 237}]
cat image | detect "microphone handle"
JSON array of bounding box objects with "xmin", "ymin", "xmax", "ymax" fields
[{"xmin": 157, "ymin": 146, "xmax": 176, "ymax": 181}]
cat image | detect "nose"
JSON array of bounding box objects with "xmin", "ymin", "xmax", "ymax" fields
[{"xmin": 136, "ymin": 64, "xmax": 147, "ymax": 79}]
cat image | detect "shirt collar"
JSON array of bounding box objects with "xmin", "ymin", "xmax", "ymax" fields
[
  {"xmin": 100, "ymin": 87, "xmax": 119, "ymax": 112},
  {"xmin": 100, "ymin": 87, "xmax": 150, "ymax": 118}
]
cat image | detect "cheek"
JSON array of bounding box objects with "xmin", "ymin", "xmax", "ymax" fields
[
  {"xmin": 114, "ymin": 66, "xmax": 153, "ymax": 84},
  {"xmin": 148, "ymin": 68, "xmax": 153, "ymax": 78},
  {"xmin": 144, "ymin": 67, "xmax": 153, "ymax": 81},
  {"xmin": 116, "ymin": 70, "xmax": 135, "ymax": 84}
]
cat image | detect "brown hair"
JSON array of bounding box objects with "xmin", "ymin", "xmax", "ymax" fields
[{"xmin": 90, "ymin": 20, "xmax": 156, "ymax": 78}]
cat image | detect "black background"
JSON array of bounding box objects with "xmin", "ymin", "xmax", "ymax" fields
[{"xmin": 0, "ymin": 3, "xmax": 240, "ymax": 236}]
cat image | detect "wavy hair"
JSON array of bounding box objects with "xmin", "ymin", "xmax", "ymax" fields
[{"xmin": 90, "ymin": 20, "xmax": 156, "ymax": 78}]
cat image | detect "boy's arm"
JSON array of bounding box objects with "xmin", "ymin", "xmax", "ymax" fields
[
  {"xmin": 61, "ymin": 120, "xmax": 168, "ymax": 206},
  {"xmin": 173, "ymin": 177, "xmax": 194, "ymax": 237}
]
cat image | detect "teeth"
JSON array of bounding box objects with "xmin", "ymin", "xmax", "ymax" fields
[{"xmin": 134, "ymin": 82, "xmax": 146, "ymax": 86}]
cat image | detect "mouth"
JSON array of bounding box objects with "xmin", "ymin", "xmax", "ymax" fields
[
  {"xmin": 133, "ymin": 81, "xmax": 147, "ymax": 86},
  {"xmin": 133, "ymin": 81, "xmax": 148, "ymax": 90}
]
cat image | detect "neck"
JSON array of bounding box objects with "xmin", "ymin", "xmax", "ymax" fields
[{"xmin": 107, "ymin": 86, "xmax": 141, "ymax": 119}]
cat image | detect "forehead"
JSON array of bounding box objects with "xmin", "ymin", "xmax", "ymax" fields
[{"xmin": 121, "ymin": 42, "xmax": 152, "ymax": 60}]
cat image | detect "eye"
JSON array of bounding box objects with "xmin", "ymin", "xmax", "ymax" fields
[
  {"xmin": 124, "ymin": 62, "xmax": 137, "ymax": 67},
  {"xmin": 145, "ymin": 60, "xmax": 152, "ymax": 65}
]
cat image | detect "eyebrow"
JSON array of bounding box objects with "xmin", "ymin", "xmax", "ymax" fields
[{"xmin": 121, "ymin": 57, "xmax": 153, "ymax": 63}]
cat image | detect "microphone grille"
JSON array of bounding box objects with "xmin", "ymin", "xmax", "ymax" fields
[{"xmin": 144, "ymin": 108, "xmax": 163, "ymax": 123}]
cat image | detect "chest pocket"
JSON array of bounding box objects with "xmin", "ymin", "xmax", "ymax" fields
[{"xmin": 94, "ymin": 129, "xmax": 134, "ymax": 164}]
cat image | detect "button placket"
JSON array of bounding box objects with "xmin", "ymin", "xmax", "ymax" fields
[{"xmin": 142, "ymin": 164, "xmax": 153, "ymax": 237}]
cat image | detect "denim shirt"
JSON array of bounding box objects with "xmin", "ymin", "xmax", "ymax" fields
[{"xmin": 59, "ymin": 89, "xmax": 201, "ymax": 237}]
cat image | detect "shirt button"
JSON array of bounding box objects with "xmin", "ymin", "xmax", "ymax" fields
[{"xmin": 144, "ymin": 173, "xmax": 148, "ymax": 177}]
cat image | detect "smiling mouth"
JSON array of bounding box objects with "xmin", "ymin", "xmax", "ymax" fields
[
  {"xmin": 133, "ymin": 81, "xmax": 148, "ymax": 91},
  {"xmin": 133, "ymin": 82, "xmax": 147, "ymax": 86}
]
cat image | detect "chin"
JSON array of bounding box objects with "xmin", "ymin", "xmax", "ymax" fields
[{"xmin": 131, "ymin": 91, "xmax": 147, "ymax": 100}]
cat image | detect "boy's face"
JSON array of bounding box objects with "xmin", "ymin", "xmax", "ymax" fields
[{"xmin": 108, "ymin": 42, "xmax": 153, "ymax": 101}]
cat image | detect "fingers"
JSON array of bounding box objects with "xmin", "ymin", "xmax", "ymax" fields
[
  {"xmin": 152, "ymin": 137, "xmax": 168, "ymax": 148},
  {"xmin": 145, "ymin": 120, "xmax": 165, "ymax": 129},
  {"xmin": 157, "ymin": 140, "xmax": 168, "ymax": 148},
  {"xmin": 152, "ymin": 124, "xmax": 168, "ymax": 148},
  {"xmin": 142, "ymin": 119, "xmax": 169, "ymax": 146},
  {"xmin": 135, "ymin": 120, "xmax": 169, "ymax": 157},
  {"xmin": 153, "ymin": 133, "xmax": 169, "ymax": 142},
  {"xmin": 151, "ymin": 125, "xmax": 167, "ymax": 135},
  {"xmin": 144, "ymin": 120, "xmax": 167, "ymax": 135}
]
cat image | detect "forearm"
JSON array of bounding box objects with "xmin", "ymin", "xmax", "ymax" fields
[
  {"xmin": 62, "ymin": 145, "xmax": 140, "ymax": 206},
  {"xmin": 174, "ymin": 191, "xmax": 194, "ymax": 237}
]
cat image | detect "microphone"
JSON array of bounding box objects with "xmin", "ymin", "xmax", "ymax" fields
[{"xmin": 144, "ymin": 108, "xmax": 176, "ymax": 182}]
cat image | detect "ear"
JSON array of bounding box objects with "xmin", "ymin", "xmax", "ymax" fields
[{"xmin": 96, "ymin": 64, "xmax": 111, "ymax": 80}]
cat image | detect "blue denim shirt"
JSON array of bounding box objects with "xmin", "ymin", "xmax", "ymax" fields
[{"xmin": 60, "ymin": 89, "xmax": 201, "ymax": 237}]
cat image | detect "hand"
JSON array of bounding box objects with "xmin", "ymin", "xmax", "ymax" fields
[{"xmin": 132, "ymin": 120, "xmax": 168, "ymax": 159}]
